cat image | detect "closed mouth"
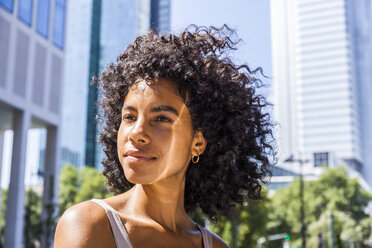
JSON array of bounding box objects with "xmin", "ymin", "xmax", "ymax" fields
[
  {"xmin": 124, "ymin": 155, "xmax": 156, "ymax": 163},
  {"xmin": 123, "ymin": 150, "xmax": 156, "ymax": 163}
]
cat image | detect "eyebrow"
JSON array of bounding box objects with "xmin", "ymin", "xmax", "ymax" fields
[
  {"xmin": 122, "ymin": 104, "xmax": 179, "ymax": 116},
  {"xmin": 122, "ymin": 105, "xmax": 137, "ymax": 112}
]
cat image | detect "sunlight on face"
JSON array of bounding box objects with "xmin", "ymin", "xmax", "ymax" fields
[{"xmin": 117, "ymin": 79, "xmax": 196, "ymax": 185}]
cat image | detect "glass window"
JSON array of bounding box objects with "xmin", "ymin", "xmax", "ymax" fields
[
  {"xmin": 36, "ymin": 0, "xmax": 50, "ymax": 38},
  {"xmin": 314, "ymin": 152, "xmax": 329, "ymax": 167},
  {"xmin": 0, "ymin": 0, "xmax": 13, "ymax": 12},
  {"xmin": 18, "ymin": 0, "xmax": 33, "ymax": 26},
  {"xmin": 52, "ymin": 0, "xmax": 66, "ymax": 49}
]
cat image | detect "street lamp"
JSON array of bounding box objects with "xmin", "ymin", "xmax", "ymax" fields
[{"xmin": 284, "ymin": 155, "xmax": 309, "ymax": 248}]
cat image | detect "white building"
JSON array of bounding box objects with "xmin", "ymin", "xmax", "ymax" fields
[
  {"xmin": 270, "ymin": 0, "xmax": 372, "ymax": 189},
  {"xmin": 0, "ymin": 0, "xmax": 66, "ymax": 246}
]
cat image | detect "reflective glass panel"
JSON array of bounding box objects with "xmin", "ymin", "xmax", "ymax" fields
[
  {"xmin": 36, "ymin": 0, "xmax": 50, "ymax": 38},
  {"xmin": 52, "ymin": 0, "xmax": 66, "ymax": 49},
  {"xmin": 0, "ymin": 0, "xmax": 13, "ymax": 12},
  {"xmin": 18, "ymin": 0, "xmax": 33, "ymax": 26}
]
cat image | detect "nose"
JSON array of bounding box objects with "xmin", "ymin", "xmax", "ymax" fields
[{"xmin": 128, "ymin": 117, "xmax": 151, "ymax": 145}]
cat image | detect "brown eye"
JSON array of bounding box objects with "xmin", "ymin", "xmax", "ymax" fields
[
  {"xmin": 122, "ymin": 114, "xmax": 136, "ymax": 121},
  {"xmin": 154, "ymin": 115, "xmax": 172, "ymax": 123}
]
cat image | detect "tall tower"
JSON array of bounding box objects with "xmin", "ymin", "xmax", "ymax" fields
[
  {"xmin": 61, "ymin": 0, "xmax": 171, "ymax": 168},
  {"xmin": 271, "ymin": 0, "xmax": 372, "ymax": 187},
  {"xmin": 150, "ymin": 0, "xmax": 171, "ymax": 34}
]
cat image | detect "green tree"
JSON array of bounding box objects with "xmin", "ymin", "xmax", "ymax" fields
[
  {"xmin": 308, "ymin": 210, "xmax": 370, "ymax": 248},
  {"xmin": 237, "ymin": 194, "xmax": 270, "ymax": 248},
  {"xmin": 75, "ymin": 166, "xmax": 111, "ymax": 203},
  {"xmin": 0, "ymin": 189, "xmax": 7, "ymax": 248},
  {"xmin": 266, "ymin": 178, "xmax": 304, "ymax": 247},
  {"xmin": 210, "ymin": 188, "xmax": 270, "ymax": 248},
  {"xmin": 58, "ymin": 164, "xmax": 79, "ymax": 216},
  {"xmin": 309, "ymin": 167, "xmax": 371, "ymax": 223},
  {"xmin": 267, "ymin": 166, "xmax": 372, "ymax": 248},
  {"xmin": 58, "ymin": 164, "xmax": 113, "ymax": 218},
  {"xmin": 23, "ymin": 189, "xmax": 42, "ymax": 248},
  {"xmin": 0, "ymin": 189, "xmax": 45, "ymax": 248}
]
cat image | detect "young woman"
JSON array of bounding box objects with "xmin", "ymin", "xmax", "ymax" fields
[{"xmin": 55, "ymin": 25, "xmax": 274, "ymax": 248}]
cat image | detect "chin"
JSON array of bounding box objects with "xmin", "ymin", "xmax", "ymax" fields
[{"xmin": 123, "ymin": 167, "xmax": 155, "ymax": 185}]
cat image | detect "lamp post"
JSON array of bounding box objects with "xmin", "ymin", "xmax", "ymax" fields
[{"xmin": 285, "ymin": 155, "xmax": 308, "ymax": 248}]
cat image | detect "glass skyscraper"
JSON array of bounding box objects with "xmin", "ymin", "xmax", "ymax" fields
[
  {"xmin": 271, "ymin": 0, "xmax": 372, "ymax": 189},
  {"xmin": 61, "ymin": 0, "xmax": 171, "ymax": 169}
]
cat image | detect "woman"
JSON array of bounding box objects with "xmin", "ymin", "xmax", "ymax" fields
[{"xmin": 55, "ymin": 25, "xmax": 274, "ymax": 248}]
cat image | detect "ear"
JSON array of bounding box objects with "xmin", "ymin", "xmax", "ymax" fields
[{"xmin": 191, "ymin": 130, "xmax": 207, "ymax": 156}]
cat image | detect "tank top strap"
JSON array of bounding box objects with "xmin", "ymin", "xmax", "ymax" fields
[
  {"xmin": 197, "ymin": 224, "xmax": 213, "ymax": 248},
  {"xmin": 90, "ymin": 199, "xmax": 133, "ymax": 248}
]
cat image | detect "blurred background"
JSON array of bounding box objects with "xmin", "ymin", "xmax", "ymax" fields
[{"xmin": 0, "ymin": 0, "xmax": 371, "ymax": 247}]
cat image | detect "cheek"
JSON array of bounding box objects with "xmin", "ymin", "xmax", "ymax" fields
[
  {"xmin": 116, "ymin": 124, "xmax": 125, "ymax": 159},
  {"xmin": 162, "ymin": 131, "xmax": 193, "ymax": 162}
]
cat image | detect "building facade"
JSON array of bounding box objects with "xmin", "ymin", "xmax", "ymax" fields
[
  {"xmin": 271, "ymin": 0, "xmax": 372, "ymax": 188},
  {"xmin": 0, "ymin": 0, "xmax": 66, "ymax": 246},
  {"xmin": 61, "ymin": 0, "xmax": 171, "ymax": 169}
]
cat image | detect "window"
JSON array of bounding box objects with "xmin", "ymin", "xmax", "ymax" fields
[
  {"xmin": 36, "ymin": 0, "xmax": 50, "ymax": 38},
  {"xmin": 52, "ymin": 0, "xmax": 66, "ymax": 49},
  {"xmin": 0, "ymin": 0, "xmax": 13, "ymax": 12},
  {"xmin": 18, "ymin": 0, "xmax": 33, "ymax": 26},
  {"xmin": 314, "ymin": 152, "xmax": 329, "ymax": 167}
]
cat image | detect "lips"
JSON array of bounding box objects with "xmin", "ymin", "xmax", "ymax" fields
[{"xmin": 123, "ymin": 150, "xmax": 156, "ymax": 164}]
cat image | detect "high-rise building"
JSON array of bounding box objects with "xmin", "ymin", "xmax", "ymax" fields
[
  {"xmin": 0, "ymin": 0, "xmax": 66, "ymax": 246},
  {"xmin": 150, "ymin": 0, "xmax": 170, "ymax": 33},
  {"xmin": 61, "ymin": 0, "xmax": 171, "ymax": 169},
  {"xmin": 271, "ymin": 0, "xmax": 372, "ymax": 188}
]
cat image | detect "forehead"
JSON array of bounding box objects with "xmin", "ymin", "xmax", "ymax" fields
[{"xmin": 125, "ymin": 79, "xmax": 182, "ymax": 102}]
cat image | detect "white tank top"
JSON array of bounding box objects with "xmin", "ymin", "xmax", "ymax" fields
[{"xmin": 90, "ymin": 199, "xmax": 213, "ymax": 248}]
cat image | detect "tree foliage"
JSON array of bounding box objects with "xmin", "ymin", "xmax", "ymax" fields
[
  {"xmin": 267, "ymin": 166, "xmax": 372, "ymax": 248},
  {"xmin": 24, "ymin": 189, "xmax": 42, "ymax": 248},
  {"xmin": 74, "ymin": 167, "xmax": 110, "ymax": 203},
  {"xmin": 0, "ymin": 189, "xmax": 43, "ymax": 248},
  {"xmin": 307, "ymin": 210, "xmax": 370, "ymax": 247},
  {"xmin": 189, "ymin": 167, "xmax": 371, "ymax": 248},
  {"xmin": 0, "ymin": 189, "xmax": 8, "ymax": 247},
  {"xmin": 58, "ymin": 164, "xmax": 79, "ymax": 216},
  {"xmin": 209, "ymin": 189, "xmax": 270, "ymax": 248},
  {"xmin": 58, "ymin": 164, "xmax": 113, "ymax": 217}
]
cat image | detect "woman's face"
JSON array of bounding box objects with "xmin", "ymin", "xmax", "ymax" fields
[{"xmin": 117, "ymin": 79, "xmax": 204, "ymax": 185}]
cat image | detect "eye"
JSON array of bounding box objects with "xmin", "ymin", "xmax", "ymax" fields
[
  {"xmin": 122, "ymin": 114, "xmax": 136, "ymax": 122},
  {"xmin": 153, "ymin": 115, "xmax": 173, "ymax": 123}
]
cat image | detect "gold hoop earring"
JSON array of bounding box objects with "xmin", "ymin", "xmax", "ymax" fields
[{"xmin": 192, "ymin": 154, "xmax": 199, "ymax": 164}]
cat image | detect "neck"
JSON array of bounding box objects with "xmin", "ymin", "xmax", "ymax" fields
[{"xmin": 125, "ymin": 175, "xmax": 193, "ymax": 232}]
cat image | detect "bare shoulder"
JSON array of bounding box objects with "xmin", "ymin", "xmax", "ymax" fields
[
  {"xmin": 211, "ymin": 232, "xmax": 230, "ymax": 248},
  {"xmin": 54, "ymin": 201, "xmax": 116, "ymax": 248}
]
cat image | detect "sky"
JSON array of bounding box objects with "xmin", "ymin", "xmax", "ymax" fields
[{"xmin": 171, "ymin": 0, "xmax": 273, "ymax": 84}]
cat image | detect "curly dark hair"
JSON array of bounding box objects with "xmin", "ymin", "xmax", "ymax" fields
[{"xmin": 96, "ymin": 25, "xmax": 274, "ymax": 219}]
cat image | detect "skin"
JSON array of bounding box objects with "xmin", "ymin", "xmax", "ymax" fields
[{"xmin": 55, "ymin": 79, "xmax": 230, "ymax": 248}]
